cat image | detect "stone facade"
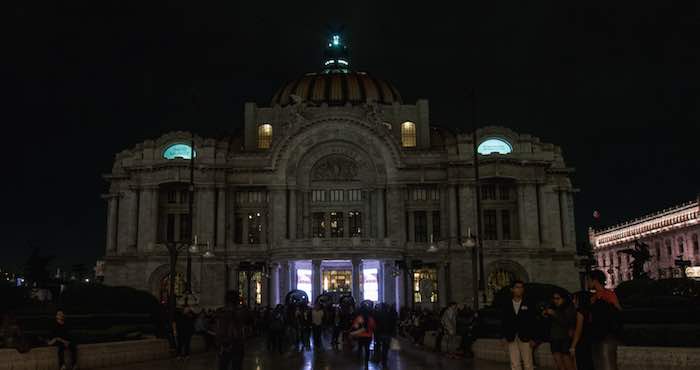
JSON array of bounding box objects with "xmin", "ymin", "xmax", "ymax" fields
[
  {"xmin": 590, "ymin": 198, "xmax": 700, "ymax": 288},
  {"xmin": 101, "ymin": 36, "xmax": 579, "ymax": 309}
]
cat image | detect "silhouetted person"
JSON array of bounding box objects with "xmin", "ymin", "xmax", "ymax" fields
[
  {"xmin": 501, "ymin": 280, "xmax": 535, "ymax": 370},
  {"xmin": 588, "ymin": 270, "xmax": 622, "ymax": 370},
  {"xmin": 216, "ymin": 291, "xmax": 247, "ymax": 370},
  {"xmin": 174, "ymin": 305, "xmax": 196, "ymax": 360},
  {"xmin": 351, "ymin": 307, "xmax": 376, "ymax": 368},
  {"xmin": 48, "ymin": 310, "xmax": 77, "ymax": 370},
  {"xmin": 311, "ymin": 303, "xmax": 325, "ymax": 350},
  {"xmin": 572, "ymin": 291, "xmax": 594, "ymax": 370},
  {"xmin": 543, "ymin": 291, "xmax": 576, "ymax": 370},
  {"xmin": 373, "ymin": 303, "xmax": 397, "ymax": 368}
]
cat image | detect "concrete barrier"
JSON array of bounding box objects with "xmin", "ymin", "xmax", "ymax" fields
[
  {"xmin": 0, "ymin": 336, "xmax": 205, "ymax": 370},
  {"xmin": 473, "ymin": 338, "xmax": 700, "ymax": 370}
]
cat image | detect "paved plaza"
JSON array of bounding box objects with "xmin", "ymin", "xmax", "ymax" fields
[{"xmin": 103, "ymin": 339, "xmax": 510, "ymax": 370}]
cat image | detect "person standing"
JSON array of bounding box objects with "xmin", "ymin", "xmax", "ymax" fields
[
  {"xmin": 351, "ymin": 307, "xmax": 376, "ymax": 369},
  {"xmin": 571, "ymin": 291, "xmax": 594, "ymax": 370},
  {"xmin": 373, "ymin": 303, "xmax": 397, "ymax": 368},
  {"xmin": 311, "ymin": 304, "xmax": 325, "ymax": 350},
  {"xmin": 500, "ymin": 280, "xmax": 535, "ymax": 370},
  {"xmin": 440, "ymin": 302, "xmax": 458, "ymax": 355},
  {"xmin": 48, "ymin": 310, "xmax": 78, "ymax": 370},
  {"xmin": 174, "ymin": 305, "xmax": 196, "ymax": 360},
  {"xmin": 588, "ymin": 270, "xmax": 622, "ymax": 370},
  {"xmin": 543, "ymin": 291, "xmax": 577, "ymax": 370},
  {"xmin": 216, "ymin": 291, "xmax": 248, "ymax": 370}
]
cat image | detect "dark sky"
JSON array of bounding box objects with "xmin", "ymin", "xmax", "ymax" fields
[{"xmin": 5, "ymin": 2, "xmax": 699, "ymax": 270}]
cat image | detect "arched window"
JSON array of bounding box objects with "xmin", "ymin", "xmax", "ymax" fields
[
  {"xmin": 257, "ymin": 124, "xmax": 273, "ymax": 149},
  {"xmin": 401, "ymin": 121, "xmax": 416, "ymax": 147}
]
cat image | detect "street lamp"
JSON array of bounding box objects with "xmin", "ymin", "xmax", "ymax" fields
[{"xmin": 425, "ymin": 232, "xmax": 477, "ymax": 303}]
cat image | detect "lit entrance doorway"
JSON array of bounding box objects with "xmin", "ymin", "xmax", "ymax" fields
[{"xmin": 290, "ymin": 259, "xmax": 381, "ymax": 303}]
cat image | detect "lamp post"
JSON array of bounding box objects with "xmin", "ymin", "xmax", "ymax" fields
[
  {"xmin": 426, "ymin": 231, "xmax": 478, "ymax": 306},
  {"xmin": 471, "ymin": 90, "xmax": 486, "ymax": 308}
]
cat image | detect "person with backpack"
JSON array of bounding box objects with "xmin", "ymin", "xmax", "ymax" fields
[
  {"xmin": 588, "ymin": 270, "xmax": 622, "ymax": 370},
  {"xmin": 350, "ymin": 307, "xmax": 376, "ymax": 368},
  {"xmin": 216, "ymin": 291, "xmax": 247, "ymax": 370}
]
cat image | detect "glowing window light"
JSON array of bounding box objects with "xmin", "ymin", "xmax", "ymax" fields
[
  {"xmin": 325, "ymin": 60, "xmax": 335, "ymax": 65},
  {"xmin": 477, "ymin": 138, "xmax": 512, "ymax": 155},
  {"xmin": 332, "ymin": 35, "xmax": 340, "ymax": 46},
  {"xmin": 296, "ymin": 269, "xmax": 313, "ymax": 301},
  {"xmin": 257, "ymin": 124, "xmax": 272, "ymax": 149},
  {"xmin": 362, "ymin": 268, "xmax": 379, "ymax": 302},
  {"xmin": 401, "ymin": 121, "xmax": 417, "ymax": 148},
  {"xmin": 337, "ymin": 59, "xmax": 349, "ymax": 65},
  {"xmin": 163, "ymin": 143, "xmax": 195, "ymax": 160}
]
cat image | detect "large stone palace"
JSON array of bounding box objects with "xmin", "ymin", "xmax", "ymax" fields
[
  {"xmin": 589, "ymin": 197, "xmax": 700, "ymax": 288},
  {"xmin": 102, "ymin": 33, "xmax": 579, "ymax": 308}
]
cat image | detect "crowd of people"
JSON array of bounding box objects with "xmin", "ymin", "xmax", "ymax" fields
[{"xmin": 1, "ymin": 269, "xmax": 625, "ymax": 370}]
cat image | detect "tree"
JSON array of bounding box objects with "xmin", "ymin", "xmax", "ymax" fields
[{"xmin": 23, "ymin": 248, "xmax": 54, "ymax": 288}]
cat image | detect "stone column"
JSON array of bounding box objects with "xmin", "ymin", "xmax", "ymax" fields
[
  {"xmin": 540, "ymin": 185, "xmax": 562, "ymax": 248},
  {"xmin": 231, "ymin": 261, "xmax": 240, "ymax": 294},
  {"xmin": 271, "ymin": 263, "xmax": 280, "ymax": 306},
  {"xmin": 279, "ymin": 261, "xmax": 289, "ymax": 297},
  {"xmin": 117, "ymin": 188, "xmax": 138, "ymax": 254},
  {"xmin": 382, "ymin": 260, "xmax": 396, "ymax": 305},
  {"xmin": 363, "ymin": 189, "xmax": 372, "ymax": 238},
  {"xmin": 289, "ymin": 261, "xmax": 298, "ymax": 292},
  {"xmin": 448, "ymin": 185, "xmax": 458, "ymax": 240},
  {"xmin": 376, "ymin": 188, "xmax": 386, "ymax": 239},
  {"xmin": 288, "ymin": 189, "xmax": 297, "ymax": 240},
  {"xmin": 216, "ymin": 186, "xmax": 226, "ymax": 251},
  {"xmin": 559, "ymin": 190, "xmax": 571, "ymax": 249},
  {"xmin": 386, "ymin": 186, "xmax": 406, "ymax": 243},
  {"xmin": 270, "ymin": 188, "xmax": 287, "ymax": 244},
  {"xmin": 438, "ymin": 263, "xmax": 447, "ymax": 307},
  {"xmin": 302, "ymin": 191, "xmax": 310, "ymax": 238},
  {"xmin": 312, "ymin": 259, "xmax": 322, "ymax": 302},
  {"xmin": 105, "ymin": 195, "xmax": 118, "ymax": 255},
  {"xmin": 196, "ymin": 186, "xmax": 216, "ymax": 245},
  {"xmin": 138, "ymin": 186, "xmax": 158, "ymax": 253},
  {"xmin": 518, "ymin": 182, "xmax": 540, "ymax": 244},
  {"xmin": 352, "ymin": 258, "xmax": 363, "ymax": 303},
  {"xmin": 458, "ymin": 184, "xmax": 476, "ymax": 240}
]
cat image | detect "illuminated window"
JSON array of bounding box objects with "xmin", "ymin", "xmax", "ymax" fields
[
  {"xmin": 248, "ymin": 212, "xmax": 262, "ymax": 244},
  {"xmin": 312, "ymin": 212, "xmax": 326, "ymax": 238},
  {"xmin": 477, "ymin": 138, "xmax": 512, "ymax": 155},
  {"xmin": 296, "ymin": 269, "xmax": 313, "ymax": 300},
  {"xmin": 257, "ymin": 124, "xmax": 273, "ymax": 149},
  {"xmin": 163, "ymin": 143, "xmax": 195, "ymax": 160},
  {"xmin": 401, "ymin": 122, "xmax": 417, "ymax": 147},
  {"xmin": 363, "ymin": 268, "xmax": 379, "ymax": 301},
  {"xmin": 349, "ymin": 211, "xmax": 362, "ymax": 237},
  {"xmin": 330, "ymin": 212, "xmax": 344, "ymax": 237},
  {"xmin": 413, "ymin": 268, "xmax": 438, "ymax": 303}
]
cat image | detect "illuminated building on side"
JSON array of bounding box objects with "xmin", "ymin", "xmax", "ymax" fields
[{"xmin": 589, "ymin": 197, "xmax": 700, "ymax": 287}]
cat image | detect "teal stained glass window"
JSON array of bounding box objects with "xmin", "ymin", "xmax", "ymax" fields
[
  {"xmin": 163, "ymin": 143, "xmax": 195, "ymax": 160},
  {"xmin": 477, "ymin": 138, "xmax": 512, "ymax": 155}
]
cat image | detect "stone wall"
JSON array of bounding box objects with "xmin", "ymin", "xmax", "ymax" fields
[
  {"xmin": 473, "ymin": 338, "xmax": 700, "ymax": 370},
  {"xmin": 0, "ymin": 337, "xmax": 204, "ymax": 370}
]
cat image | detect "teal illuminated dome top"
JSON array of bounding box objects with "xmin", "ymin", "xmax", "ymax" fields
[{"xmin": 271, "ymin": 33, "xmax": 402, "ymax": 107}]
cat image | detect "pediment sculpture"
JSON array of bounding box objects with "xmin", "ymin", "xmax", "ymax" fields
[{"xmin": 311, "ymin": 155, "xmax": 359, "ymax": 181}]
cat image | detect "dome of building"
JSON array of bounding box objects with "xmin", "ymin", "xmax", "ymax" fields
[{"xmin": 271, "ymin": 32, "xmax": 402, "ymax": 107}]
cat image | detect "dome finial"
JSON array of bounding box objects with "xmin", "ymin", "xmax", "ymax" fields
[{"xmin": 322, "ymin": 29, "xmax": 351, "ymax": 74}]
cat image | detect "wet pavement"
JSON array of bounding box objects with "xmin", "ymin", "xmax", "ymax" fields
[{"xmin": 103, "ymin": 338, "xmax": 510, "ymax": 370}]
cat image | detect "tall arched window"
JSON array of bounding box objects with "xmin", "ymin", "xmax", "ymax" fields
[
  {"xmin": 401, "ymin": 121, "xmax": 416, "ymax": 147},
  {"xmin": 257, "ymin": 124, "xmax": 273, "ymax": 149}
]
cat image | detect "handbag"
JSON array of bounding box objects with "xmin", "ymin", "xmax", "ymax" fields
[{"xmin": 390, "ymin": 337, "xmax": 401, "ymax": 351}]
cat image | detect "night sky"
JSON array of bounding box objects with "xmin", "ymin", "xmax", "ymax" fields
[{"xmin": 5, "ymin": 2, "xmax": 699, "ymax": 270}]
